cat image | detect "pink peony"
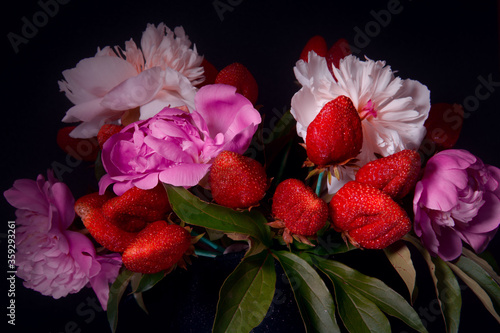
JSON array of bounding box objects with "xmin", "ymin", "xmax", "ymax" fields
[
  {"xmin": 59, "ymin": 23, "xmax": 204, "ymax": 138},
  {"xmin": 4, "ymin": 171, "xmax": 122, "ymax": 309},
  {"xmin": 99, "ymin": 84, "xmax": 261, "ymax": 195},
  {"xmin": 413, "ymin": 149, "xmax": 500, "ymax": 261}
]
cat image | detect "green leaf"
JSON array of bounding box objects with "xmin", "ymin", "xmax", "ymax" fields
[
  {"xmin": 448, "ymin": 261, "xmax": 500, "ymax": 324},
  {"xmin": 404, "ymin": 234, "xmax": 461, "ymax": 333},
  {"xmin": 213, "ymin": 251, "xmax": 276, "ymax": 333},
  {"xmin": 273, "ymin": 250, "xmax": 340, "ymax": 333},
  {"xmin": 462, "ymin": 248, "xmax": 500, "ymax": 284},
  {"xmin": 454, "ymin": 255, "xmax": 500, "ymax": 316},
  {"xmin": 332, "ymin": 280, "xmax": 391, "ymax": 333},
  {"xmin": 311, "ymin": 256, "xmax": 428, "ymax": 333},
  {"xmin": 431, "ymin": 257, "xmax": 461, "ymax": 333},
  {"xmin": 166, "ymin": 185, "xmax": 272, "ymax": 247},
  {"xmin": 107, "ymin": 269, "xmax": 135, "ymax": 333},
  {"xmin": 130, "ymin": 274, "xmax": 148, "ymax": 314},
  {"xmin": 131, "ymin": 271, "xmax": 166, "ymax": 294},
  {"xmin": 383, "ymin": 241, "xmax": 417, "ymax": 302}
]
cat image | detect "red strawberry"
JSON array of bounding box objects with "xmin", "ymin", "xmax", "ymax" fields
[
  {"xmin": 122, "ymin": 221, "xmax": 192, "ymax": 274},
  {"xmin": 57, "ymin": 126, "xmax": 99, "ymax": 162},
  {"xmin": 329, "ymin": 181, "xmax": 411, "ymax": 249},
  {"xmin": 355, "ymin": 150, "xmax": 421, "ymax": 200},
  {"xmin": 74, "ymin": 191, "xmax": 115, "ymax": 220},
  {"xmin": 326, "ymin": 38, "xmax": 351, "ymax": 76},
  {"xmin": 214, "ymin": 63, "xmax": 258, "ymax": 105},
  {"xmin": 74, "ymin": 195, "xmax": 139, "ymax": 252},
  {"xmin": 101, "ymin": 184, "xmax": 171, "ymax": 232},
  {"xmin": 272, "ymin": 179, "xmax": 328, "ymax": 238},
  {"xmin": 305, "ymin": 95, "xmax": 363, "ymax": 166},
  {"xmin": 197, "ymin": 58, "xmax": 219, "ymax": 88},
  {"xmin": 300, "ymin": 35, "xmax": 328, "ymax": 62},
  {"xmin": 97, "ymin": 124, "xmax": 123, "ymax": 150},
  {"xmin": 423, "ymin": 103, "xmax": 464, "ymax": 151},
  {"xmin": 209, "ymin": 151, "xmax": 268, "ymax": 209}
]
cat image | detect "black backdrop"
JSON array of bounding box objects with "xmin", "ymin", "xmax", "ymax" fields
[{"xmin": 2, "ymin": 0, "xmax": 500, "ymax": 332}]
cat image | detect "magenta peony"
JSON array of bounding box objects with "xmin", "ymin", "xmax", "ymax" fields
[
  {"xmin": 413, "ymin": 149, "xmax": 500, "ymax": 260},
  {"xmin": 4, "ymin": 171, "xmax": 122, "ymax": 309},
  {"xmin": 99, "ymin": 84, "xmax": 262, "ymax": 195}
]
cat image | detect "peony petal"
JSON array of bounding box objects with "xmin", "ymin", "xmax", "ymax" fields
[
  {"xmin": 89, "ymin": 254, "xmax": 122, "ymax": 310},
  {"xmin": 159, "ymin": 163, "xmax": 211, "ymax": 187},
  {"xmin": 59, "ymin": 56, "xmax": 138, "ymax": 105},
  {"xmin": 101, "ymin": 67, "xmax": 164, "ymax": 110},
  {"xmin": 194, "ymin": 84, "xmax": 261, "ymax": 140},
  {"xmin": 434, "ymin": 226, "xmax": 463, "ymax": 261},
  {"xmin": 50, "ymin": 182, "xmax": 76, "ymax": 230}
]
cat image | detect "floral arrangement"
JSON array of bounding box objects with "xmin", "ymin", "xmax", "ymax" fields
[{"xmin": 5, "ymin": 23, "xmax": 500, "ymax": 333}]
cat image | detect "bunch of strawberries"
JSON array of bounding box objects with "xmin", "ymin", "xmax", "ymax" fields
[{"xmin": 59, "ymin": 37, "xmax": 434, "ymax": 277}]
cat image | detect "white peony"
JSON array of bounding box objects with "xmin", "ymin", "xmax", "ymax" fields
[
  {"xmin": 59, "ymin": 23, "xmax": 204, "ymax": 138},
  {"xmin": 291, "ymin": 53, "xmax": 430, "ymax": 194}
]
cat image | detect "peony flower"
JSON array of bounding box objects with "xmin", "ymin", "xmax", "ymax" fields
[
  {"xmin": 59, "ymin": 23, "xmax": 204, "ymax": 138},
  {"xmin": 3, "ymin": 171, "xmax": 122, "ymax": 309},
  {"xmin": 413, "ymin": 149, "xmax": 500, "ymax": 261},
  {"xmin": 99, "ymin": 84, "xmax": 262, "ymax": 195},
  {"xmin": 291, "ymin": 53, "xmax": 430, "ymax": 194}
]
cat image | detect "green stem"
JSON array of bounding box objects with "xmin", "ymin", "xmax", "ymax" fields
[
  {"xmin": 195, "ymin": 249, "xmax": 219, "ymax": 258},
  {"xmin": 191, "ymin": 231, "xmax": 225, "ymax": 253},
  {"xmin": 316, "ymin": 171, "xmax": 325, "ymax": 196}
]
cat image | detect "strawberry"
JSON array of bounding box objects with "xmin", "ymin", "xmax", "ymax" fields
[
  {"xmin": 74, "ymin": 191, "xmax": 115, "ymax": 220},
  {"xmin": 122, "ymin": 221, "xmax": 192, "ymax": 274},
  {"xmin": 101, "ymin": 184, "xmax": 171, "ymax": 232},
  {"xmin": 355, "ymin": 150, "xmax": 421, "ymax": 200},
  {"xmin": 272, "ymin": 179, "xmax": 328, "ymax": 237},
  {"xmin": 214, "ymin": 63, "xmax": 258, "ymax": 105},
  {"xmin": 305, "ymin": 95, "xmax": 363, "ymax": 166},
  {"xmin": 326, "ymin": 38, "xmax": 351, "ymax": 76},
  {"xmin": 75, "ymin": 193, "xmax": 139, "ymax": 252},
  {"xmin": 97, "ymin": 124, "xmax": 123, "ymax": 150},
  {"xmin": 300, "ymin": 35, "xmax": 328, "ymax": 62},
  {"xmin": 209, "ymin": 151, "xmax": 268, "ymax": 209},
  {"xmin": 197, "ymin": 58, "xmax": 219, "ymax": 88},
  {"xmin": 329, "ymin": 181, "xmax": 411, "ymax": 249},
  {"xmin": 56, "ymin": 126, "xmax": 99, "ymax": 162},
  {"xmin": 423, "ymin": 103, "xmax": 464, "ymax": 151}
]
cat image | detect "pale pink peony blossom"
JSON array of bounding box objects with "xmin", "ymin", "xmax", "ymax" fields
[
  {"xmin": 291, "ymin": 53, "xmax": 430, "ymax": 194},
  {"xmin": 99, "ymin": 84, "xmax": 262, "ymax": 195},
  {"xmin": 4, "ymin": 171, "xmax": 122, "ymax": 309},
  {"xmin": 413, "ymin": 149, "xmax": 500, "ymax": 261},
  {"xmin": 59, "ymin": 23, "xmax": 204, "ymax": 138}
]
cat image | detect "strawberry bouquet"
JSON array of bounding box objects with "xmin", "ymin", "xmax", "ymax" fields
[{"xmin": 4, "ymin": 23, "xmax": 500, "ymax": 333}]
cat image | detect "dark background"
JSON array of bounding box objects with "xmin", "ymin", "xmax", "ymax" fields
[{"xmin": 2, "ymin": 0, "xmax": 500, "ymax": 332}]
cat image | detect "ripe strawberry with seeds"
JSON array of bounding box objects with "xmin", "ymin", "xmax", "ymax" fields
[
  {"xmin": 102, "ymin": 184, "xmax": 172, "ymax": 232},
  {"xmin": 97, "ymin": 124, "xmax": 123, "ymax": 150},
  {"xmin": 271, "ymin": 178, "xmax": 328, "ymax": 244},
  {"xmin": 305, "ymin": 95, "xmax": 363, "ymax": 166},
  {"xmin": 122, "ymin": 221, "xmax": 192, "ymax": 274},
  {"xmin": 214, "ymin": 62, "xmax": 258, "ymax": 105},
  {"xmin": 300, "ymin": 35, "xmax": 328, "ymax": 62},
  {"xmin": 209, "ymin": 151, "xmax": 268, "ymax": 209},
  {"xmin": 75, "ymin": 196, "xmax": 139, "ymax": 252},
  {"xmin": 355, "ymin": 149, "xmax": 421, "ymax": 200},
  {"xmin": 329, "ymin": 181, "xmax": 411, "ymax": 249}
]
